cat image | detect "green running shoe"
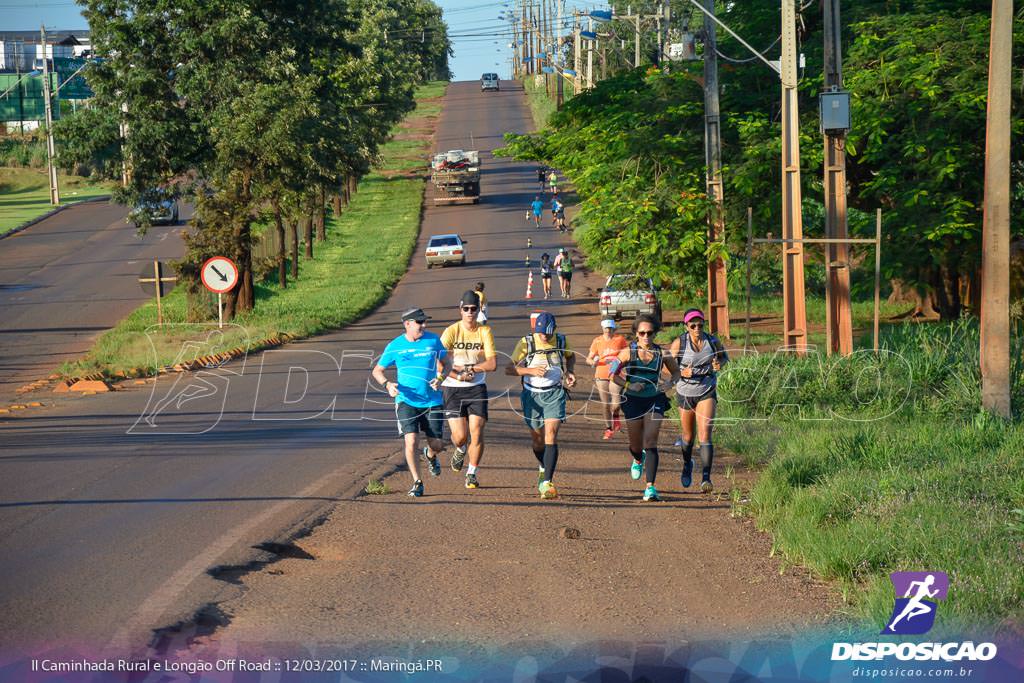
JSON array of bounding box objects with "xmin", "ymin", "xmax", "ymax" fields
[
  {"xmin": 630, "ymin": 452, "xmax": 645, "ymax": 481},
  {"xmin": 643, "ymin": 484, "xmax": 660, "ymax": 502},
  {"xmin": 539, "ymin": 480, "xmax": 558, "ymax": 499},
  {"xmin": 537, "ymin": 467, "xmax": 545, "ymax": 488}
]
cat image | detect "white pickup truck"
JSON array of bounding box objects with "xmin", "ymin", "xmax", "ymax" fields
[{"xmin": 598, "ymin": 274, "xmax": 662, "ymax": 321}]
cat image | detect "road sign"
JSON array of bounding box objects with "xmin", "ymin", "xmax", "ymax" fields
[{"xmin": 201, "ymin": 256, "xmax": 238, "ymax": 294}]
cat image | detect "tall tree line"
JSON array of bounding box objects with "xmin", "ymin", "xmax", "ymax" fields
[{"xmin": 58, "ymin": 0, "xmax": 451, "ymax": 319}]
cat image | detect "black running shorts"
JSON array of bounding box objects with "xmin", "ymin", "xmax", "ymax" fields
[
  {"xmin": 621, "ymin": 392, "xmax": 670, "ymax": 421},
  {"xmin": 395, "ymin": 402, "xmax": 445, "ymax": 439},
  {"xmin": 442, "ymin": 383, "xmax": 489, "ymax": 420}
]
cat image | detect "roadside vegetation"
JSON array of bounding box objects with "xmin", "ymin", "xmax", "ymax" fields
[
  {"xmin": 716, "ymin": 320, "xmax": 1024, "ymax": 634},
  {"xmin": 59, "ymin": 82, "xmax": 445, "ymax": 380},
  {"xmin": 522, "ymin": 73, "xmax": 573, "ymax": 130},
  {"xmin": 0, "ymin": 141, "xmax": 115, "ymax": 235},
  {"xmin": 57, "ymin": 0, "xmax": 451, "ymax": 320}
]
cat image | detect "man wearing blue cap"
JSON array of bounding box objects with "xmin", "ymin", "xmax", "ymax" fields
[
  {"xmin": 372, "ymin": 307, "xmax": 447, "ymax": 498},
  {"xmin": 505, "ymin": 311, "xmax": 576, "ymax": 499}
]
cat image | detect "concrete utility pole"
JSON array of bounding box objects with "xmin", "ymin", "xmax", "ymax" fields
[
  {"xmin": 822, "ymin": 0, "xmax": 852, "ymax": 355},
  {"xmin": 587, "ymin": 17, "xmax": 594, "ymax": 89},
  {"xmin": 981, "ymin": 0, "xmax": 1013, "ymax": 418},
  {"xmin": 556, "ymin": 0, "xmax": 564, "ymax": 107},
  {"xmin": 40, "ymin": 26, "xmax": 60, "ymax": 206},
  {"xmin": 780, "ymin": 0, "xmax": 807, "ymax": 353},
  {"xmin": 703, "ymin": 0, "xmax": 729, "ymax": 337}
]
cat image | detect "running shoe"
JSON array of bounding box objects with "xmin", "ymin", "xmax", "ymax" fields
[
  {"xmin": 612, "ymin": 417, "xmax": 622, "ymax": 433},
  {"xmin": 465, "ymin": 472, "xmax": 479, "ymax": 489},
  {"xmin": 673, "ymin": 437, "xmax": 684, "ymax": 447},
  {"xmin": 451, "ymin": 446, "xmax": 466, "ymax": 472},
  {"xmin": 539, "ymin": 480, "xmax": 558, "ymax": 499},
  {"xmin": 681, "ymin": 459, "xmax": 693, "ymax": 488},
  {"xmin": 423, "ymin": 447, "xmax": 441, "ymax": 477},
  {"xmin": 700, "ymin": 477, "xmax": 714, "ymax": 494},
  {"xmin": 643, "ymin": 484, "xmax": 660, "ymax": 502},
  {"xmin": 537, "ymin": 467, "xmax": 546, "ymax": 488},
  {"xmin": 408, "ymin": 480, "xmax": 424, "ymax": 497},
  {"xmin": 630, "ymin": 453, "xmax": 644, "ymax": 481},
  {"xmin": 602, "ymin": 428, "xmax": 614, "ymax": 440}
]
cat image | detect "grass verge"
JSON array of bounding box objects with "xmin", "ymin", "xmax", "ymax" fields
[
  {"xmin": 0, "ymin": 167, "xmax": 115, "ymax": 236},
  {"xmin": 59, "ymin": 81, "xmax": 447, "ymax": 379},
  {"xmin": 714, "ymin": 319, "xmax": 1024, "ymax": 634},
  {"xmin": 522, "ymin": 74, "xmax": 573, "ymax": 131}
]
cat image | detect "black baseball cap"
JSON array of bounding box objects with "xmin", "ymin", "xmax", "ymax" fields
[
  {"xmin": 401, "ymin": 307, "xmax": 430, "ymax": 322},
  {"xmin": 460, "ymin": 290, "xmax": 481, "ymax": 307}
]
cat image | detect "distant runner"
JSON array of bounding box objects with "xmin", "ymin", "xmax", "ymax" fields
[
  {"xmin": 552, "ymin": 247, "xmax": 574, "ymax": 298},
  {"xmin": 550, "ymin": 196, "xmax": 565, "ymax": 232},
  {"xmin": 587, "ymin": 319, "xmax": 628, "ymax": 440},
  {"xmin": 440, "ymin": 290, "xmax": 497, "ymax": 489},
  {"xmin": 505, "ymin": 312, "xmax": 576, "ymax": 500},
  {"xmin": 371, "ymin": 307, "xmax": 447, "ymax": 498},
  {"xmin": 474, "ymin": 281, "xmax": 488, "ymax": 324},
  {"xmin": 667, "ymin": 308, "xmax": 728, "ymax": 493},
  {"xmin": 530, "ymin": 196, "xmax": 544, "ymax": 228},
  {"xmin": 538, "ymin": 253, "xmax": 553, "ymax": 300},
  {"xmin": 548, "ymin": 170, "xmax": 558, "ymax": 194},
  {"xmin": 608, "ymin": 314, "xmax": 680, "ymax": 501}
]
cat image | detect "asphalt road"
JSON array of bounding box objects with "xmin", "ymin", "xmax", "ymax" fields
[
  {"xmin": 0, "ymin": 80, "xmax": 588, "ymax": 656},
  {"xmin": 0, "ymin": 202, "xmax": 189, "ymax": 401}
]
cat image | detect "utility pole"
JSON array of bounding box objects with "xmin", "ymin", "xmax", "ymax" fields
[
  {"xmin": 40, "ymin": 26, "xmax": 59, "ymax": 206},
  {"xmin": 703, "ymin": 0, "xmax": 729, "ymax": 337},
  {"xmin": 542, "ymin": 0, "xmax": 550, "ymax": 95},
  {"xmin": 822, "ymin": 0, "xmax": 852, "ymax": 355},
  {"xmin": 556, "ymin": 0, "xmax": 564, "ymax": 107},
  {"xmin": 586, "ymin": 17, "xmax": 594, "ymax": 88},
  {"xmin": 980, "ymin": 0, "xmax": 1012, "ymax": 418},
  {"xmin": 573, "ymin": 13, "xmax": 581, "ymax": 93},
  {"xmin": 780, "ymin": 0, "xmax": 807, "ymax": 353}
]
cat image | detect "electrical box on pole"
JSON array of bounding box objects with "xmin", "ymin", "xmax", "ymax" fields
[{"xmin": 819, "ymin": 89, "xmax": 851, "ymax": 133}]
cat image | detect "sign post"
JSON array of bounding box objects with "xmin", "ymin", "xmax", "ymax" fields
[
  {"xmin": 200, "ymin": 256, "xmax": 239, "ymax": 329},
  {"xmin": 137, "ymin": 260, "xmax": 178, "ymax": 326}
]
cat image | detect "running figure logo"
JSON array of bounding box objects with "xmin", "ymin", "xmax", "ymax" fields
[{"xmin": 882, "ymin": 571, "xmax": 949, "ymax": 635}]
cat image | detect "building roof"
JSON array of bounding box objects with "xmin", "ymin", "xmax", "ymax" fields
[{"xmin": 0, "ymin": 30, "xmax": 90, "ymax": 44}]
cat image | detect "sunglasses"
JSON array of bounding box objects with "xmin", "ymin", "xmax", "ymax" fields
[
  {"xmin": 636, "ymin": 330, "xmax": 654, "ymax": 336},
  {"xmin": 461, "ymin": 306, "xmax": 479, "ymax": 312},
  {"xmin": 687, "ymin": 321, "xmax": 704, "ymax": 329},
  {"xmin": 408, "ymin": 319, "xmax": 427, "ymax": 326}
]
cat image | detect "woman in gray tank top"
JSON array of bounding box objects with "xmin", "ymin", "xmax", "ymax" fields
[{"xmin": 667, "ymin": 308, "xmax": 729, "ymax": 493}]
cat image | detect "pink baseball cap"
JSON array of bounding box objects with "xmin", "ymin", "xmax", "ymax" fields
[{"xmin": 683, "ymin": 308, "xmax": 706, "ymax": 323}]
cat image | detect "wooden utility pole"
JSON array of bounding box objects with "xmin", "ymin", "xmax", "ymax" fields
[
  {"xmin": 573, "ymin": 14, "xmax": 581, "ymax": 92},
  {"xmin": 822, "ymin": 0, "xmax": 852, "ymax": 355},
  {"xmin": 556, "ymin": 0, "xmax": 564, "ymax": 107},
  {"xmin": 586, "ymin": 17, "xmax": 594, "ymax": 89},
  {"xmin": 980, "ymin": 0, "xmax": 1013, "ymax": 418},
  {"xmin": 780, "ymin": 0, "xmax": 807, "ymax": 353},
  {"xmin": 703, "ymin": 0, "xmax": 729, "ymax": 337}
]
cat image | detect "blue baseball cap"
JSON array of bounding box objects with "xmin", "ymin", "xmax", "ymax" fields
[{"xmin": 534, "ymin": 312, "xmax": 556, "ymax": 335}]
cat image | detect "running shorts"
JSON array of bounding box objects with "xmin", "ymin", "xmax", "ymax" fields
[
  {"xmin": 676, "ymin": 386, "xmax": 717, "ymax": 411},
  {"xmin": 620, "ymin": 392, "xmax": 670, "ymax": 421},
  {"xmin": 442, "ymin": 383, "xmax": 489, "ymax": 420},
  {"xmin": 520, "ymin": 387, "xmax": 567, "ymax": 430},
  {"xmin": 396, "ymin": 402, "xmax": 445, "ymax": 439}
]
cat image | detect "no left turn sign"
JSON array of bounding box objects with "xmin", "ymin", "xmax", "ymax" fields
[{"xmin": 201, "ymin": 256, "xmax": 239, "ymax": 294}]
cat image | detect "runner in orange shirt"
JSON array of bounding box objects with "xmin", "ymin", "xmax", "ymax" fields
[{"xmin": 587, "ymin": 319, "xmax": 629, "ymax": 439}]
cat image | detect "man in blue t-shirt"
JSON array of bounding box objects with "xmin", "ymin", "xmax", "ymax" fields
[
  {"xmin": 372, "ymin": 307, "xmax": 448, "ymax": 498},
  {"xmin": 530, "ymin": 196, "xmax": 544, "ymax": 228}
]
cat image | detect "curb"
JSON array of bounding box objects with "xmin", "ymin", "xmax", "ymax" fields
[{"xmin": 1, "ymin": 195, "xmax": 113, "ymax": 241}]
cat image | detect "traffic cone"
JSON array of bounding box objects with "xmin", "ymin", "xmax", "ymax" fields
[{"xmin": 525, "ymin": 271, "xmax": 534, "ymax": 299}]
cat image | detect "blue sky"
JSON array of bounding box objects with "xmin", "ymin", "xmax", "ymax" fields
[{"xmin": 0, "ymin": 0, "xmax": 606, "ymax": 82}]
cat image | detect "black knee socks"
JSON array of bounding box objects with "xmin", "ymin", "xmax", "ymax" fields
[
  {"xmin": 629, "ymin": 448, "xmax": 643, "ymax": 463},
  {"xmin": 680, "ymin": 439, "xmax": 693, "ymax": 463},
  {"xmin": 533, "ymin": 447, "xmax": 545, "ymax": 467},
  {"xmin": 543, "ymin": 444, "xmax": 559, "ymax": 482},
  {"xmin": 700, "ymin": 444, "xmax": 714, "ymax": 480},
  {"xmin": 644, "ymin": 448, "xmax": 659, "ymax": 484}
]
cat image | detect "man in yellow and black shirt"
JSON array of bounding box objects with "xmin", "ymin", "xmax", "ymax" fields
[{"xmin": 440, "ymin": 290, "xmax": 497, "ymax": 489}]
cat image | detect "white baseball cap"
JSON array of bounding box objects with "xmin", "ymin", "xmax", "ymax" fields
[{"xmin": 600, "ymin": 319, "xmax": 617, "ymax": 329}]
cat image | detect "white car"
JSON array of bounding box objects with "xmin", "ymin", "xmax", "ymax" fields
[
  {"xmin": 425, "ymin": 234, "xmax": 467, "ymax": 268},
  {"xmin": 481, "ymin": 73, "xmax": 499, "ymax": 91}
]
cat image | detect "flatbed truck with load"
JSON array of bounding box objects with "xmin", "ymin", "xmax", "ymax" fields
[{"xmin": 430, "ymin": 149, "xmax": 480, "ymax": 205}]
